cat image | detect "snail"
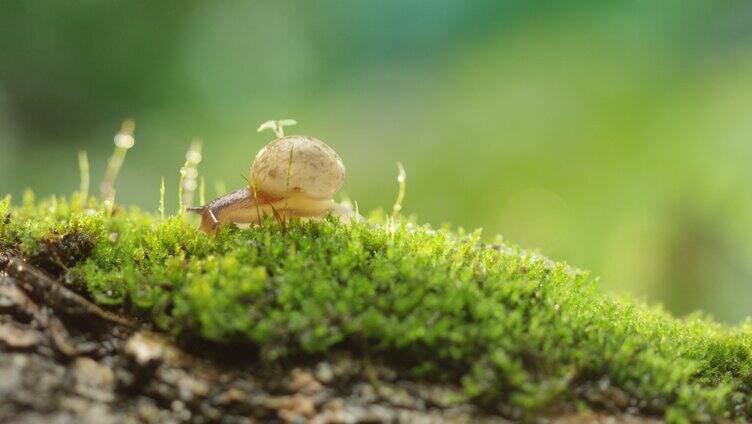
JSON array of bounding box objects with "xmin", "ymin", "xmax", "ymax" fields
[{"xmin": 188, "ymin": 121, "xmax": 360, "ymax": 234}]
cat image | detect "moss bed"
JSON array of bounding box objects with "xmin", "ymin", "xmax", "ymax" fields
[{"xmin": 1, "ymin": 192, "xmax": 751, "ymax": 422}]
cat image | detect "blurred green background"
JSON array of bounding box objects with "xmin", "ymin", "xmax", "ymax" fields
[{"xmin": 2, "ymin": 1, "xmax": 752, "ymax": 322}]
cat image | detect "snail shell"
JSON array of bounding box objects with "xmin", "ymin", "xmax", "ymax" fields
[{"xmin": 251, "ymin": 135, "xmax": 345, "ymax": 200}]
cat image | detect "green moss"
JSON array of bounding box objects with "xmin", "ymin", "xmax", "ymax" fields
[{"xmin": 2, "ymin": 194, "xmax": 752, "ymax": 421}]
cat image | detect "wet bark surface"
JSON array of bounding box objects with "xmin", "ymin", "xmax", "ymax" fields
[{"xmin": 0, "ymin": 245, "xmax": 658, "ymax": 424}]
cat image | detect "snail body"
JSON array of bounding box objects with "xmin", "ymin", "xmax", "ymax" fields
[{"xmin": 189, "ymin": 134, "xmax": 359, "ymax": 234}]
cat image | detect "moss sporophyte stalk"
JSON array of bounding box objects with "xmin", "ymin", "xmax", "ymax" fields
[{"xmin": 1, "ymin": 122, "xmax": 752, "ymax": 422}]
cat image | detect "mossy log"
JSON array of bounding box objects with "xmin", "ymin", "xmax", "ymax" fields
[{"xmin": 0, "ymin": 195, "xmax": 748, "ymax": 422}]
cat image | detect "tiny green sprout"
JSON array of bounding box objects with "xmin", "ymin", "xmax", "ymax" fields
[
  {"xmin": 391, "ymin": 161, "xmax": 407, "ymax": 226},
  {"xmin": 101, "ymin": 119, "xmax": 136, "ymax": 210},
  {"xmin": 199, "ymin": 175, "xmax": 206, "ymax": 206},
  {"xmin": 77, "ymin": 150, "xmax": 90, "ymax": 200},
  {"xmin": 159, "ymin": 176, "xmax": 165, "ymax": 220},
  {"xmin": 178, "ymin": 166, "xmax": 187, "ymax": 216},
  {"xmin": 257, "ymin": 119, "xmax": 297, "ymax": 138},
  {"xmin": 181, "ymin": 139, "xmax": 203, "ymax": 209}
]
